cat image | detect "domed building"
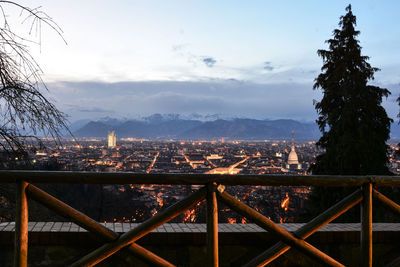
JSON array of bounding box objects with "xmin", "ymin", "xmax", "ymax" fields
[
  {"xmin": 286, "ymin": 132, "xmax": 302, "ymax": 170},
  {"xmin": 288, "ymin": 145, "xmax": 299, "ymax": 165}
]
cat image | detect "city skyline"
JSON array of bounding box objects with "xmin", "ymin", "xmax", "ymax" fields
[{"xmin": 6, "ymin": 1, "xmax": 400, "ymax": 122}]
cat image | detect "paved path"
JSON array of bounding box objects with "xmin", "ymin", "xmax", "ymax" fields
[{"xmin": 1, "ymin": 222, "xmax": 399, "ymax": 233}]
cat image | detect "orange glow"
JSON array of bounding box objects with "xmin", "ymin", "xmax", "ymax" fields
[
  {"xmin": 183, "ymin": 202, "xmax": 202, "ymax": 223},
  {"xmin": 281, "ymin": 193, "xmax": 290, "ymax": 212},
  {"xmin": 206, "ymin": 156, "xmax": 249, "ymax": 175},
  {"xmin": 241, "ymin": 218, "xmax": 247, "ymax": 224},
  {"xmin": 146, "ymin": 151, "xmax": 159, "ymax": 173},
  {"xmin": 227, "ymin": 218, "xmax": 236, "ymax": 224},
  {"xmin": 183, "ymin": 208, "xmax": 196, "ymax": 222},
  {"xmin": 156, "ymin": 197, "xmax": 164, "ymax": 207}
]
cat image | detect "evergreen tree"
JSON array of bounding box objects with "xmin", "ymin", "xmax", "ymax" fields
[
  {"xmin": 312, "ymin": 5, "xmax": 392, "ymax": 176},
  {"xmin": 308, "ymin": 5, "xmax": 393, "ymax": 221}
]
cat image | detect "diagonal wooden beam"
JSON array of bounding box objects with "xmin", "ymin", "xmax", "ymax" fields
[
  {"xmin": 372, "ymin": 188, "xmax": 400, "ymax": 267},
  {"xmin": 216, "ymin": 189, "xmax": 344, "ymax": 267},
  {"xmin": 26, "ymin": 183, "xmax": 175, "ymax": 267},
  {"xmin": 244, "ymin": 188, "xmax": 362, "ymax": 267},
  {"xmin": 70, "ymin": 186, "xmax": 207, "ymax": 267},
  {"xmin": 373, "ymin": 188, "xmax": 400, "ymax": 215}
]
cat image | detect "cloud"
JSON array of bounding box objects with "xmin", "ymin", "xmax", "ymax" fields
[
  {"xmin": 202, "ymin": 57, "xmax": 217, "ymax": 68},
  {"xmin": 263, "ymin": 61, "xmax": 274, "ymax": 71},
  {"xmin": 64, "ymin": 104, "xmax": 114, "ymax": 114},
  {"xmin": 171, "ymin": 44, "xmax": 218, "ymax": 68},
  {"xmin": 171, "ymin": 44, "xmax": 188, "ymax": 52},
  {"xmin": 49, "ymin": 80, "xmax": 322, "ymax": 122},
  {"xmin": 78, "ymin": 107, "xmax": 114, "ymax": 113}
]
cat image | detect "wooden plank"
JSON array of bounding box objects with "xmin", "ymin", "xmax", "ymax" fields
[
  {"xmin": 70, "ymin": 186, "xmax": 207, "ymax": 267},
  {"xmin": 1, "ymin": 170, "xmax": 400, "ymax": 186},
  {"xmin": 26, "ymin": 184, "xmax": 175, "ymax": 267},
  {"xmin": 217, "ymin": 190, "xmax": 344, "ymax": 267},
  {"xmin": 14, "ymin": 180, "xmax": 28, "ymax": 267},
  {"xmin": 207, "ymin": 183, "xmax": 219, "ymax": 267},
  {"xmin": 361, "ymin": 183, "xmax": 372, "ymax": 267},
  {"xmin": 245, "ymin": 188, "xmax": 363, "ymax": 267},
  {"xmin": 373, "ymin": 188, "xmax": 400, "ymax": 215}
]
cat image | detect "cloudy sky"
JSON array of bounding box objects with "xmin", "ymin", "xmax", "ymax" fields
[{"xmin": 6, "ymin": 1, "xmax": 400, "ymax": 122}]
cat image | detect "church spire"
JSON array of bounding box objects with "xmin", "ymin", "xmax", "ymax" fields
[{"xmin": 291, "ymin": 130, "xmax": 295, "ymax": 151}]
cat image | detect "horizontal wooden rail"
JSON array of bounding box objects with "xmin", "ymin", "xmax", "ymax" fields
[{"xmin": 1, "ymin": 170, "xmax": 400, "ymax": 186}]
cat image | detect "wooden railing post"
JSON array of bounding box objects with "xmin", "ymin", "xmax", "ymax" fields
[
  {"xmin": 207, "ymin": 183, "xmax": 219, "ymax": 267},
  {"xmin": 14, "ymin": 180, "xmax": 28, "ymax": 267},
  {"xmin": 361, "ymin": 183, "xmax": 372, "ymax": 267}
]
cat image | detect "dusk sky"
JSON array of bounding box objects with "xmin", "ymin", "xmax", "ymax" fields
[{"xmin": 9, "ymin": 1, "xmax": 400, "ymax": 122}]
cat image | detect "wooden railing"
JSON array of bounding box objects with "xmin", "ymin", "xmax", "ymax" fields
[{"xmin": 1, "ymin": 170, "xmax": 400, "ymax": 267}]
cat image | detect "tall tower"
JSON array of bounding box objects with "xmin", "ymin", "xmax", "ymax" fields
[
  {"xmin": 108, "ymin": 131, "xmax": 116, "ymax": 148},
  {"xmin": 287, "ymin": 131, "xmax": 299, "ymax": 165}
]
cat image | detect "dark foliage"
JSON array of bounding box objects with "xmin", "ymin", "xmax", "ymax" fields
[
  {"xmin": 312, "ymin": 5, "xmax": 392, "ymax": 175},
  {"xmin": 307, "ymin": 5, "xmax": 393, "ymax": 221}
]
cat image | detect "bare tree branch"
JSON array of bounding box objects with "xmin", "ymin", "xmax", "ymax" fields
[{"xmin": 0, "ymin": 1, "xmax": 70, "ymax": 164}]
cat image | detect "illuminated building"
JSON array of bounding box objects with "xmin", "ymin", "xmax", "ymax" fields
[
  {"xmin": 108, "ymin": 131, "xmax": 116, "ymax": 148},
  {"xmin": 286, "ymin": 131, "xmax": 302, "ymax": 170}
]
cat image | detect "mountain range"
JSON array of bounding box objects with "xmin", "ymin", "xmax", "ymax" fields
[
  {"xmin": 73, "ymin": 115, "xmax": 321, "ymax": 140},
  {"xmin": 71, "ymin": 114, "xmax": 400, "ymax": 141}
]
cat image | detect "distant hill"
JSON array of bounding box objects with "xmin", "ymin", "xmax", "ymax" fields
[
  {"xmin": 73, "ymin": 115, "xmax": 320, "ymax": 140},
  {"xmin": 179, "ymin": 119, "xmax": 319, "ymax": 140}
]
